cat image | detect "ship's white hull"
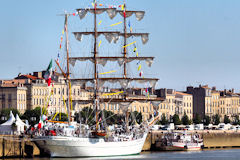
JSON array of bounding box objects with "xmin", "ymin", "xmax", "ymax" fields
[{"xmin": 34, "ymin": 133, "xmax": 147, "ymax": 157}]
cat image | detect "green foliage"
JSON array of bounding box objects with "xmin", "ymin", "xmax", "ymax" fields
[
  {"xmin": 172, "ymin": 114, "xmax": 181, "ymax": 125},
  {"xmin": 21, "ymin": 107, "xmax": 44, "ymax": 126},
  {"xmin": 203, "ymin": 115, "xmax": 211, "ymax": 125},
  {"xmin": 53, "ymin": 113, "xmax": 68, "ymax": 122},
  {"xmin": 74, "ymin": 107, "xmax": 143, "ymax": 126},
  {"xmin": 232, "ymin": 115, "xmax": 240, "ymax": 125},
  {"xmin": 224, "ymin": 115, "xmax": 231, "ymax": 124},
  {"xmin": 193, "ymin": 114, "xmax": 202, "ymax": 124},
  {"xmin": 213, "ymin": 114, "xmax": 220, "ymax": 125},
  {"xmin": 129, "ymin": 111, "xmax": 142, "ymax": 125},
  {"xmin": 102, "ymin": 110, "xmax": 117, "ymax": 125},
  {"xmin": 160, "ymin": 113, "xmax": 168, "ymax": 125},
  {"xmin": 78, "ymin": 107, "xmax": 95, "ymax": 126},
  {"xmin": 181, "ymin": 113, "xmax": 191, "ymax": 125},
  {"xmin": 0, "ymin": 108, "xmax": 21, "ymax": 124}
]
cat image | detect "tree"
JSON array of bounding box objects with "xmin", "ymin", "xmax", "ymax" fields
[
  {"xmin": 102, "ymin": 110, "xmax": 118, "ymax": 125},
  {"xmin": 224, "ymin": 115, "xmax": 231, "ymax": 124},
  {"xmin": 193, "ymin": 114, "xmax": 202, "ymax": 124},
  {"xmin": 77, "ymin": 107, "xmax": 95, "ymax": 126},
  {"xmin": 160, "ymin": 113, "xmax": 168, "ymax": 125},
  {"xmin": 21, "ymin": 107, "xmax": 50, "ymax": 126},
  {"xmin": 53, "ymin": 113, "xmax": 68, "ymax": 122},
  {"xmin": 129, "ymin": 111, "xmax": 142, "ymax": 125},
  {"xmin": 213, "ymin": 114, "xmax": 220, "ymax": 125},
  {"xmin": 232, "ymin": 115, "xmax": 240, "ymax": 125},
  {"xmin": 203, "ymin": 115, "xmax": 211, "ymax": 126},
  {"xmin": 0, "ymin": 108, "xmax": 21, "ymax": 124},
  {"xmin": 172, "ymin": 114, "xmax": 181, "ymax": 125},
  {"xmin": 181, "ymin": 113, "xmax": 190, "ymax": 125}
]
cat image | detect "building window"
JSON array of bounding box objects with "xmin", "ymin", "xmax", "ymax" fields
[{"xmin": 8, "ymin": 94, "xmax": 11, "ymax": 102}]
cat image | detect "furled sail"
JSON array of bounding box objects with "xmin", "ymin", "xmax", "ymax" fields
[
  {"xmin": 120, "ymin": 33, "xmax": 149, "ymax": 44},
  {"xmin": 77, "ymin": 8, "xmax": 117, "ymax": 20},
  {"xmin": 118, "ymin": 11, "xmax": 145, "ymax": 21},
  {"xmin": 73, "ymin": 32, "xmax": 120, "ymax": 43},
  {"xmin": 151, "ymin": 101, "xmax": 161, "ymax": 110},
  {"xmin": 119, "ymin": 102, "xmax": 131, "ymax": 112},
  {"xmin": 72, "ymin": 78, "xmax": 158, "ymax": 88},
  {"xmin": 69, "ymin": 57, "xmax": 154, "ymax": 67}
]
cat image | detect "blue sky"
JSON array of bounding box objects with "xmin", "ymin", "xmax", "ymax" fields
[{"xmin": 1, "ymin": 0, "xmax": 240, "ymax": 91}]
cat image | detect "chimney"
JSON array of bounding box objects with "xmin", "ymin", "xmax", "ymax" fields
[
  {"xmin": 187, "ymin": 86, "xmax": 194, "ymax": 93},
  {"xmin": 232, "ymin": 88, "xmax": 234, "ymax": 93},
  {"xmin": 212, "ymin": 86, "xmax": 216, "ymax": 91},
  {"xmin": 224, "ymin": 89, "xmax": 227, "ymax": 95}
]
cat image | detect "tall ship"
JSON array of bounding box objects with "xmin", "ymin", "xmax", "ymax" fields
[{"xmin": 32, "ymin": 0, "xmax": 160, "ymax": 157}]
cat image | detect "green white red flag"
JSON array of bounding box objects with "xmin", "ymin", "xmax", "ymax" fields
[{"xmin": 44, "ymin": 59, "xmax": 53, "ymax": 86}]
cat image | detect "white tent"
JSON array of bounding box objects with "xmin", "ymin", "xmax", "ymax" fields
[
  {"xmin": 0, "ymin": 111, "xmax": 15, "ymax": 135},
  {"xmin": 0, "ymin": 111, "xmax": 27, "ymax": 135},
  {"xmin": 15, "ymin": 114, "xmax": 27, "ymax": 133}
]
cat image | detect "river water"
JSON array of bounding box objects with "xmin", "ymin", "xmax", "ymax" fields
[{"xmin": 9, "ymin": 149, "xmax": 240, "ymax": 160}]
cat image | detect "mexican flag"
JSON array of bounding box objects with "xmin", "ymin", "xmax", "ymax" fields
[{"xmin": 44, "ymin": 59, "xmax": 53, "ymax": 86}]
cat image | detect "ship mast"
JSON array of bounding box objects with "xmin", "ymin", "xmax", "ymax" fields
[
  {"xmin": 123, "ymin": 0, "xmax": 127, "ymax": 78},
  {"xmin": 65, "ymin": 14, "xmax": 72, "ymax": 124},
  {"xmin": 122, "ymin": 0, "xmax": 129, "ymax": 131},
  {"xmin": 70, "ymin": 1, "xmax": 159, "ymax": 130},
  {"xmin": 93, "ymin": 1, "xmax": 99, "ymax": 132}
]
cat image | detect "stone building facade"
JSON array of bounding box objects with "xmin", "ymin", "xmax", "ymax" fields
[{"xmin": 0, "ymin": 82, "xmax": 27, "ymax": 114}]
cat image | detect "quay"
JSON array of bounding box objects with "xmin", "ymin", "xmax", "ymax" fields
[
  {"xmin": 0, "ymin": 135, "xmax": 40, "ymax": 158},
  {"xmin": 1, "ymin": 131, "xmax": 240, "ymax": 158},
  {"xmin": 143, "ymin": 130, "xmax": 240, "ymax": 151}
]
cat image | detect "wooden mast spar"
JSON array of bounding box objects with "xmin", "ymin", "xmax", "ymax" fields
[
  {"xmin": 93, "ymin": 1, "xmax": 99, "ymax": 132},
  {"xmin": 123, "ymin": 0, "xmax": 130, "ymax": 132},
  {"xmin": 65, "ymin": 14, "xmax": 72, "ymax": 124}
]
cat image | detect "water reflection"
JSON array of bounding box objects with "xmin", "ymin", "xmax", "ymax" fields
[{"xmin": 6, "ymin": 149, "xmax": 240, "ymax": 160}]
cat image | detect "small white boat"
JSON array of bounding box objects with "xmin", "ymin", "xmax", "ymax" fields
[{"xmin": 156, "ymin": 132, "xmax": 203, "ymax": 151}]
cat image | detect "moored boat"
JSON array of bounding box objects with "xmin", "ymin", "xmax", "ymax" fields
[
  {"xmin": 156, "ymin": 132, "xmax": 203, "ymax": 151},
  {"xmin": 31, "ymin": 0, "xmax": 161, "ymax": 157}
]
